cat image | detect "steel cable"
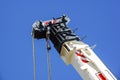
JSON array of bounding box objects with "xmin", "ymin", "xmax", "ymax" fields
[
  {"xmin": 32, "ymin": 32, "xmax": 36, "ymax": 80},
  {"xmin": 46, "ymin": 29, "xmax": 52, "ymax": 80}
]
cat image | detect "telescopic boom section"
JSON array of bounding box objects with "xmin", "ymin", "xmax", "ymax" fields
[{"xmin": 32, "ymin": 15, "xmax": 117, "ymax": 80}]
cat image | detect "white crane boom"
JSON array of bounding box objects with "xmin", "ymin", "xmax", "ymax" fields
[{"xmin": 32, "ymin": 15, "xmax": 117, "ymax": 80}]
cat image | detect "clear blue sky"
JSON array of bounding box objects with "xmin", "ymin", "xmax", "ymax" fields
[{"xmin": 0, "ymin": 0, "xmax": 120, "ymax": 80}]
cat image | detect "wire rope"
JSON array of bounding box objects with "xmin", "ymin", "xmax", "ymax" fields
[
  {"xmin": 46, "ymin": 31, "xmax": 52, "ymax": 80},
  {"xmin": 32, "ymin": 32, "xmax": 36, "ymax": 80}
]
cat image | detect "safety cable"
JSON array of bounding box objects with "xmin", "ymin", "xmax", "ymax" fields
[
  {"xmin": 46, "ymin": 27, "xmax": 52, "ymax": 80},
  {"xmin": 32, "ymin": 31, "xmax": 36, "ymax": 80}
]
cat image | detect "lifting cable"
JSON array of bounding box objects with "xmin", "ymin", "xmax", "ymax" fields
[
  {"xmin": 32, "ymin": 31, "xmax": 36, "ymax": 80},
  {"xmin": 46, "ymin": 26, "xmax": 52, "ymax": 80},
  {"xmin": 31, "ymin": 27, "xmax": 52, "ymax": 80}
]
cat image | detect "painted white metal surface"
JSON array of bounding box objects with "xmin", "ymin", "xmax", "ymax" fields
[{"xmin": 60, "ymin": 40, "xmax": 117, "ymax": 80}]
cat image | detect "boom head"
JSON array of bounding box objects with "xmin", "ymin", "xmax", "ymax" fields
[
  {"xmin": 32, "ymin": 15, "xmax": 80, "ymax": 53},
  {"xmin": 32, "ymin": 15, "xmax": 70, "ymax": 39}
]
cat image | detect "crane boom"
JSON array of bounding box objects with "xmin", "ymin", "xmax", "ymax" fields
[{"xmin": 32, "ymin": 15, "xmax": 117, "ymax": 80}]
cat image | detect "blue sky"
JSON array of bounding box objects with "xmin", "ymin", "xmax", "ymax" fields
[{"xmin": 0, "ymin": 0, "xmax": 120, "ymax": 80}]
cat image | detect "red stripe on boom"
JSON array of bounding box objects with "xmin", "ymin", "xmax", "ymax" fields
[
  {"xmin": 76, "ymin": 50, "xmax": 89, "ymax": 63},
  {"xmin": 98, "ymin": 73, "xmax": 106, "ymax": 80}
]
